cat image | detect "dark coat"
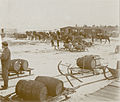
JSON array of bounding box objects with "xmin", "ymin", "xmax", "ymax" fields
[
  {"xmin": 0, "ymin": 47, "xmax": 11, "ymax": 87},
  {"xmin": 1, "ymin": 47, "xmax": 11, "ymax": 69}
]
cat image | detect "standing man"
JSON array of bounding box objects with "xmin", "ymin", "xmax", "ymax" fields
[
  {"xmin": 56, "ymin": 31, "xmax": 60, "ymax": 49},
  {"xmin": 91, "ymin": 33, "xmax": 94, "ymax": 43},
  {"xmin": 0, "ymin": 41, "xmax": 11, "ymax": 90}
]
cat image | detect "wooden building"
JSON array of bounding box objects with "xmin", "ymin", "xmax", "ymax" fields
[
  {"xmin": 60, "ymin": 26, "xmax": 78, "ymax": 34},
  {"xmin": 60, "ymin": 26, "xmax": 103, "ymax": 38}
]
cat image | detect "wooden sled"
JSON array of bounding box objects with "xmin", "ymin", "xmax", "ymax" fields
[
  {"xmin": 8, "ymin": 68, "xmax": 34, "ymax": 77},
  {"xmin": 0, "ymin": 76, "xmax": 114, "ymax": 102},
  {"xmin": 57, "ymin": 60, "xmax": 114, "ymax": 87},
  {"xmin": 0, "ymin": 68, "xmax": 34, "ymax": 79}
]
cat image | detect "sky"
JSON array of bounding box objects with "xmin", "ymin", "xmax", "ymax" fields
[{"xmin": 0, "ymin": 0, "xmax": 119, "ymax": 32}]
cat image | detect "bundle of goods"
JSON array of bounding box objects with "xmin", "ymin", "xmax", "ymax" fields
[
  {"xmin": 35, "ymin": 76, "xmax": 64, "ymax": 96},
  {"xmin": 72, "ymin": 42, "xmax": 85, "ymax": 51},
  {"xmin": 15, "ymin": 76, "xmax": 64, "ymax": 101},
  {"xmin": 76, "ymin": 55, "xmax": 101, "ymax": 70},
  {"xmin": 16, "ymin": 80, "xmax": 47, "ymax": 101}
]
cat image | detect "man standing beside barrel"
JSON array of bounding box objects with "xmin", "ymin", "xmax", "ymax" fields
[{"xmin": 0, "ymin": 41, "xmax": 11, "ymax": 90}]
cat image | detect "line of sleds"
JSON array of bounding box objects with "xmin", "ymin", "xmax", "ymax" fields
[{"xmin": 1, "ymin": 54, "xmax": 119, "ymax": 102}]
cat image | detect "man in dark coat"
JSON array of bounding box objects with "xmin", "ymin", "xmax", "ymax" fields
[
  {"xmin": 0, "ymin": 41, "xmax": 11, "ymax": 90},
  {"xmin": 56, "ymin": 31, "xmax": 60, "ymax": 49}
]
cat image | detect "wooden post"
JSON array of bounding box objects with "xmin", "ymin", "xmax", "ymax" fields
[
  {"xmin": 116, "ymin": 60, "xmax": 120, "ymax": 79},
  {"xmin": 115, "ymin": 45, "xmax": 120, "ymax": 53}
]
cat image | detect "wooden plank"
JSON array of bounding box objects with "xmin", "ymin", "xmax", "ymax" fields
[
  {"xmin": 109, "ymin": 84, "xmax": 120, "ymax": 88},
  {"xmin": 83, "ymin": 81, "xmax": 120, "ymax": 102},
  {"xmin": 109, "ymin": 81, "xmax": 120, "ymax": 88},
  {"xmin": 9, "ymin": 74, "xmax": 34, "ymax": 80},
  {"xmin": 103, "ymin": 89, "xmax": 120, "ymax": 95},
  {"xmin": 104, "ymin": 85, "xmax": 120, "ymax": 91},
  {"xmin": 111, "ymin": 81, "xmax": 120, "ymax": 84},
  {"xmin": 92, "ymin": 92, "xmax": 119, "ymax": 100},
  {"xmin": 85, "ymin": 94, "xmax": 112, "ymax": 101},
  {"xmin": 107, "ymin": 85, "xmax": 120, "ymax": 92},
  {"xmin": 103, "ymin": 86, "xmax": 120, "ymax": 93},
  {"xmin": 114, "ymin": 80, "xmax": 120, "ymax": 83},
  {"xmin": 116, "ymin": 80, "xmax": 120, "ymax": 82},
  {"xmin": 0, "ymin": 74, "xmax": 34, "ymax": 81},
  {"xmin": 98, "ymin": 89, "xmax": 119, "ymax": 96},
  {"xmin": 98, "ymin": 89, "xmax": 119, "ymax": 98}
]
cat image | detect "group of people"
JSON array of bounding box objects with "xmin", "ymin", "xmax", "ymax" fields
[
  {"xmin": 50, "ymin": 31, "xmax": 61, "ymax": 49},
  {"xmin": 0, "ymin": 41, "xmax": 11, "ymax": 90}
]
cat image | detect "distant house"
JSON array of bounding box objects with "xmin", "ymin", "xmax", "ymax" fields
[
  {"xmin": 60, "ymin": 26, "xmax": 78, "ymax": 34},
  {"xmin": 60, "ymin": 26, "xmax": 103, "ymax": 37},
  {"xmin": 60, "ymin": 25, "xmax": 119, "ymax": 35}
]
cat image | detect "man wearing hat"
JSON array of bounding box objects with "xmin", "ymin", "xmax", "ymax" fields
[{"xmin": 0, "ymin": 41, "xmax": 11, "ymax": 90}]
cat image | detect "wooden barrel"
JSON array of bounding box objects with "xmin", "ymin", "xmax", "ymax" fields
[
  {"xmin": 16, "ymin": 80, "xmax": 47, "ymax": 101},
  {"xmin": 9, "ymin": 59, "xmax": 21, "ymax": 72},
  {"xmin": 35, "ymin": 76, "xmax": 64, "ymax": 96},
  {"xmin": 15, "ymin": 80, "xmax": 27, "ymax": 97},
  {"xmin": 76, "ymin": 55, "xmax": 96, "ymax": 70},
  {"xmin": 19, "ymin": 59, "xmax": 28, "ymax": 71}
]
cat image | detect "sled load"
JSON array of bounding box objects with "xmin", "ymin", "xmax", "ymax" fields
[
  {"xmin": 58, "ymin": 54, "xmax": 119, "ymax": 87},
  {"xmin": 15, "ymin": 80, "xmax": 48, "ymax": 101},
  {"xmin": 1, "ymin": 57, "xmax": 119, "ymax": 102},
  {"xmin": 6, "ymin": 76, "xmax": 64, "ymax": 102},
  {"xmin": 35, "ymin": 76, "xmax": 64, "ymax": 96},
  {"xmin": 8, "ymin": 59, "xmax": 33, "ymax": 77},
  {"xmin": 76, "ymin": 55, "xmax": 101, "ymax": 71},
  {"xmin": 63, "ymin": 39, "xmax": 92, "ymax": 52}
]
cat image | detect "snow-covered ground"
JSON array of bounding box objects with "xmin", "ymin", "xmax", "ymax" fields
[{"xmin": 0, "ymin": 37, "xmax": 120, "ymax": 101}]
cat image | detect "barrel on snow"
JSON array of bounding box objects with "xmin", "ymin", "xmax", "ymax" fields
[
  {"xmin": 15, "ymin": 80, "xmax": 47, "ymax": 101},
  {"xmin": 9, "ymin": 59, "xmax": 21, "ymax": 72},
  {"xmin": 76, "ymin": 55, "xmax": 101, "ymax": 70},
  {"xmin": 9, "ymin": 59, "xmax": 28, "ymax": 72},
  {"xmin": 35, "ymin": 76, "xmax": 64, "ymax": 96}
]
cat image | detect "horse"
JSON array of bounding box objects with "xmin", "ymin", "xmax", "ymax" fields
[
  {"xmin": 26, "ymin": 31, "xmax": 32, "ymax": 40},
  {"xmin": 96, "ymin": 34, "xmax": 110, "ymax": 44}
]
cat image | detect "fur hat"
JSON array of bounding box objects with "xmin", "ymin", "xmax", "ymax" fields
[{"xmin": 2, "ymin": 41, "xmax": 8, "ymax": 46}]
